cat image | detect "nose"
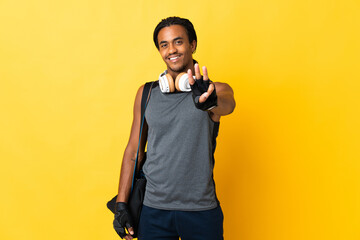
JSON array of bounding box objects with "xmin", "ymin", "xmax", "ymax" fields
[{"xmin": 168, "ymin": 43, "xmax": 177, "ymax": 54}]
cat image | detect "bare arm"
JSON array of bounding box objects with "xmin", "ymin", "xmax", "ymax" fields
[
  {"xmin": 209, "ymin": 82, "xmax": 235, "ymax": 121},
  {"xmin": 116, "ymin": 85, "xmax": 147, "ymax": 203}
]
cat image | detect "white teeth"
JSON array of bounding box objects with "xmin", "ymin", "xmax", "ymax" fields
[{"xmin": 169, "ymin": 56, "xmax": 179, "ymax": 60}]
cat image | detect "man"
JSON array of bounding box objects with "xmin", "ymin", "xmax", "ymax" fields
[{"xmin": 113, "ymin": 17, "xmax": 235, "ymax": 240}]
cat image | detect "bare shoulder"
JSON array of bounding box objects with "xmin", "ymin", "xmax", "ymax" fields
[
  {"xmin": 134, "ymin": 84, "xmax": 145, "ymax": 106},
  {"xmin": 136, "ymin": 84, "xmax": 145, "ymax": 98}
]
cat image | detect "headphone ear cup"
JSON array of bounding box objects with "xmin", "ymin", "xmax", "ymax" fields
[
  {"xmin": 175, "ymin": 72, "xmax": 191, "ymax": 92},
  {"xmin": 165, "ymin": 74, "xmax": 175, "ymax": 93},
  {"xmin": 159, "ymin": 73, "xmax": 175, "ymax": 93}
]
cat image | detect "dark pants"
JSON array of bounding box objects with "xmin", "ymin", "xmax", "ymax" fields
[{"xmin": 138, "ymin": 205, "xmax": 224, "ymax": 240}]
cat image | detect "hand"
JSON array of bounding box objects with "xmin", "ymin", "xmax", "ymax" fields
[
  {"xmin": 187, "ymin": 63, "xmax": 218, "ymax": 111},
  {"xmin": 113, "ymin": 202, "xmax": 134, "ymax": 240}
]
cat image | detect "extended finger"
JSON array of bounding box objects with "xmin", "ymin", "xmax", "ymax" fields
[
  {"xmin": 202, "ymin": 66, "xmax": 209, "ymax": 81},
  {"xmin": 187, "ymin": 69, "xmax": 195, "ymax": 85},
  {"xmin": 194, "ymin": 63, "xmax": 202, "ymax": 80}
]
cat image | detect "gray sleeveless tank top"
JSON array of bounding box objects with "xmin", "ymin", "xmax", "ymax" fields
[{"xmin": 143, "ymin": 83, "xmax": 220, "ymax": 211}]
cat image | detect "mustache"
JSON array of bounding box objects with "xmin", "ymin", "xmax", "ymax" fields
[{"xmin": 167, "ymin": 54, "xmax": 181, "ymax": 58}]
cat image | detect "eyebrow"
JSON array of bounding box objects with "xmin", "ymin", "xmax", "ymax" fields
[{"xmin": 159, "ymin": 37, "xmax": 184, "ymax": 45}]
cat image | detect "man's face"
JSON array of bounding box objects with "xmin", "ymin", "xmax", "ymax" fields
[{"xmin": 157, "ymin": 25, "xmax": 196, "ymax": 76}]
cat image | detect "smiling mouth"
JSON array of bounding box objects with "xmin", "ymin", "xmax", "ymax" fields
[{"xmin": 168, "ymin": 55, "xmax": 181, "ymax": 62}]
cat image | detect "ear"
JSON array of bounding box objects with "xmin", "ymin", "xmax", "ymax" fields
[{"xmin": 190, "ymin": 40, "xmax": 197, "ymax": 53}]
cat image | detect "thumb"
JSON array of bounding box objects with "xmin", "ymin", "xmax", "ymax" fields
[
  {"xmin": 198, "ymin": 92, "xmax": 209, "ymax": 103},
  {"xmin": 126, "ymin": 223, "xmax": 134, "ymax": 235},
  {"xmin": 198, "ymin": 84, "xmax": 214, "ymax": 103}
]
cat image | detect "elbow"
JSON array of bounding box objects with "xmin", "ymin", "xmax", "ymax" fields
[
  {"xmin": 225, "ymin": 99, "xmax": 236, "ymax": 115},
  {"xmin": 229, "ymin": 99, "xmax": 236, "ymax": 114},
  {"xmin": 123, "ymin": 147, "xmax": 137, "ymax": 163}
]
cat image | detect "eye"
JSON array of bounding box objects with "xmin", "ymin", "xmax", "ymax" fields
[
  {"xmin": 160, "ymin": 43, "xmax": 168, "ymax": 48},
  {"xmin": 175, "ymin": 40, "xmax": 183, "ymax": 45}
]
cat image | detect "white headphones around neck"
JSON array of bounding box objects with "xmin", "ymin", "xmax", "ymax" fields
[{"xmin": 158, "ymin": 70, "xmax": 195, "ymax": 93}]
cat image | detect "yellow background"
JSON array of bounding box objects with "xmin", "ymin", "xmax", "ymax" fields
[{"xmin": 1, "ymin": 0, "xmax": 359, "ymax": 239}]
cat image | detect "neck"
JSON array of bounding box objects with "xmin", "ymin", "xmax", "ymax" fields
[{"xmin": 167, "ymin": 62, "xmax": 195, "ymax": 80}]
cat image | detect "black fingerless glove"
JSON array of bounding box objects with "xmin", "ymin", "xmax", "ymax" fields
[
  {"xmin": 113, "ymin": 202, "xmax": 134, "ymax": 238},
  {"xmin": 190, "ymin": 77, "xmax": 218, "ymax": 111}
]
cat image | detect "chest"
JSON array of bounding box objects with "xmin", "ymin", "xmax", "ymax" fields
[{"xmin": 145, "ymin": 88, "xmax": 210, "ymax": 130}]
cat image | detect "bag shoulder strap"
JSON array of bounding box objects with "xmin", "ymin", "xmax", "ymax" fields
[
  {"xmin": 131, "ymin": 81, "xmax": 155, "ymax": 191},
  {"xmin": 141, "ymin": 82, "xmax": 154, "ymax": 117}
]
